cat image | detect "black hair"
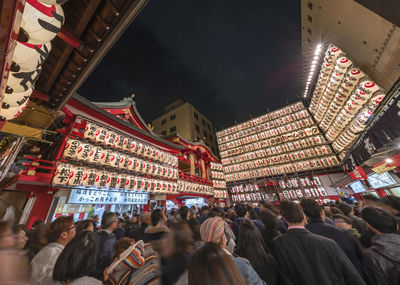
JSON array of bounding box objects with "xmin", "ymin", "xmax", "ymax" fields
[
  {"xmin": 300, "ymin": 198, "xmax": 323, "ymax": 219},
  {"xmin": 361, "ymin": 207, "xmax": 397, "ymax": 233},
  {"xmin": 332, "ymin": 214, "xmax": 352, "ymax": 225},
  {"xmin": 151, "ymin": 209, "xmax": 163, "ymax": 226},
  {"xmin": 53, "ymin": 230, "xmax": 98, "ymax": 282},
  {"xmin": 179, "ymin": 206, "xmax": 190, "ymax": 220},
  {"xmin": 236, "ymin": 219, "xmax": 270, "ymax": 269},
  {"xmin": 380, "ymin": 195, "xmax": 400, "ymax": 212},
  {"xmin": 280, "ymin": 201, "xmax": 304, "ymax": 224},
  {"xmin": 75, "ymin": 219, "xmax": 93, "ymax": 233},
  {"xmin": 101, "ymin": 212, "xmax": 117, "ymax": 229},
  {"xmin": 338, "ymin": 203, "xmax": 353, "ymax": 216},
  {"xmin": 259, "ymin": 209, "xmax": 278, "ymax": 232},
  {"xmin": 201, "ymin": 205, "xmax": 209, "ymax": 213},
  {"xmin": 236, "ymin": 204, "xmax": 248, "ymax": 218}
]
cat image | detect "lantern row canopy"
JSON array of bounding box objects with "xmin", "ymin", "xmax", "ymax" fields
[
  {"xmin": 210, "ymin": 162, "xmax": 227, "ymax": 190},
  {"xmin": 308, "ymin": 44, "xmax": 386, "ymax": 161},
  {"xmin": 216, "ymin": 102, "xmax": 339, "ymax": 182}
]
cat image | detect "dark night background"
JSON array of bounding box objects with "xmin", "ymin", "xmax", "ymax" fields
[{"xmin": 79, "ymin": 0, "xmax": 302, "ymax": 130}]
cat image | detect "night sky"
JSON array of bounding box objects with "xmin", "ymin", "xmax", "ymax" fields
[{"xmin": 79, "ymin": 0, "xmax": 302, "ymax": 130}]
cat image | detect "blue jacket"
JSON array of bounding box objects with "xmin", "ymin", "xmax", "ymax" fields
[
  {"xmin": 92, "ymin": 230, "xmax": 116, "ymax": 280},
  {"xmin": 230, "ymin": 254, "xmax": 265, "ymax": 285}
]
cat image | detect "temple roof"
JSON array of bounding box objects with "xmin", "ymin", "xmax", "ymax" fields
[{"xmin": 69, "ymin": 94, "xmax": 185, "ymax": 151}]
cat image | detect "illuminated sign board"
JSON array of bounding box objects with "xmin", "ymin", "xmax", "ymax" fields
[{"xmin": 68, "ymin": 189, "xmax": 148, "ymax": 205}]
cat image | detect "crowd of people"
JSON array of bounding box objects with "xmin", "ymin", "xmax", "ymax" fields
[{"xmin": 0, "ymin": 194, "xmax": 399, "ymax": 284}]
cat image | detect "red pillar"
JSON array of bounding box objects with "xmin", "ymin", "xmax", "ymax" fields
[{"xmin": 26, "ymin": 191, "xmax": 54, "ymax": 228}]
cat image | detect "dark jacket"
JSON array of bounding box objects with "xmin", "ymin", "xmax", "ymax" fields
[
  {"xmin": 306, "ymin": 218, "xmax": 364, "ymax": 276},
  {"xmin": 272, "ymin": 228, "xmax": 365, "ymax": 285},
  {"xmin": 93, "ymin": 230, "xmax": 117, "ymax": 280},
  {"xmin": 128, "ymin": 223, "xmax": 148, "ymax": 242},
  {"xmin": 261, "ymin": 229, "xmax": 280, "ymax": 250},
  {"xmin": 363, "ymin": 233, "xmax": 400, "ymax": 285},
  {"xmin": 198, "ymin": 214, "xmax": 208, "ymax": 224},
  {"xmin": 251, "ymin": 254, "xmax": 280, "ymax": 285},
  {"xmin": 161, "ymin": 254, "xmax": 190, "ymax": 285},
  {"xmin": 112, "ymin": 227, "xmax": 125, "ymax": 240},
  {"xmin": 277, "ymin": 217, "xmax": 288, "ymax": 233}
]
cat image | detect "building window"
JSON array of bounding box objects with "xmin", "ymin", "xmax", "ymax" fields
[
  {"xmin": 194, "ymin": 112, "xmax": 199, "ymax": 120},
  {"xmin": 161, "ymin": 130, "xmax": 166, "ymax": 135},
  {"xmin": 307, "ymin": 27, "xmax": 312, "ymax": 35},
  {"xmin": 161, "ymin": 119, "xmax": 167, "ymax": 125},
  {"xmin": 195, "ymin": 124, "xmax": 200, "ymax": 132},
  {"xmin": 307, "ymin": 2, "xmax": 312, "ymax": 9},
  {"xmin": 207, "ymin": 123, "xmax": 211, "ymax": 130},
  {"xmin": 202, "ymin": 119, "xmax": 206, "ymax": 126},
  {"xmin": 307, "ymin": 15, "xmax": 312, "ymax": 23},
  {"xmin": 203, "ymin": 131, "xmax": 208, "ymax": 138},
  {"xmin": 170, "ymin": 114, "xmax": 176, "ymax": 120},
  {"xmin": 170, "ymin": 126, "xmax": 176, "ymax": 133}
]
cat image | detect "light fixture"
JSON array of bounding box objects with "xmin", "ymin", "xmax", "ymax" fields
[{"xmin": 386, "ymin": 158, "xmax": 393, "ymax": 163}]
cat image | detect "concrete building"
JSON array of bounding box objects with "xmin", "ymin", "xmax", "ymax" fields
[
  {"xmin": 301, "ymin": 0, "xmax": 400, "ymax": 91},
  {"xmin": 151, "ymin": 99, "xmax": 219, "ymax": 155}
]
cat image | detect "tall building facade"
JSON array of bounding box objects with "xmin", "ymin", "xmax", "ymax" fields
[
  {"xmin": 301, "ymin": 0, "xmax": 400, "ymax": 91},
  {"xmin": 151, "ymin": 99, "xmax": 219, "ymax": 155}
]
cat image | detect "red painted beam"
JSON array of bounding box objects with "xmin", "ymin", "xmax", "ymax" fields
[
  {"xmin": 31, "ymin": 90, "xmax": 49, "ymax": 102},
  {"xmin": 57, "ymin": 28, "xmax": 83, "ymax": 50}
]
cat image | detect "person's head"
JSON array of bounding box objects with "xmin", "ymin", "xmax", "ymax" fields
[
  {"xmin": 247, "ymin": 207, "xmax": 257, "ymax": 220},
  {"xmin": 332, "ymin": 214, "xmax": 353, "ymax": 231},
  {"xmin": 76, "ymin": 219, "xmax": 94, "ymax": 233},
  {"xmin": 179, "ymin": 206, "xmax": 190, "ymax": 220},
  {"xmin": 236, "ymin": 204, "xmax": 248, "ymax": 218},
  {"xmin": 188, "ymin": 242, "xmax": 245, "ymax": 285},
  {"xmin": 12, "ymin": 225, "xmax": 28, "ymax": 249},
  {"xmin": 361, "ymin": 207, "xmax": 398, "ymax": 234},
  {"xmin": 200, "ymin": 217, "xmax": 226, "ymax": 247},
  {"xmin": 237, "ymin": 219, "xmax": 269, "ymax": 269},
  {"xmin": 300, "ymin": 199, "xmax": 323, "ymax": 220},
  {"xmin": 32, "ymin": 219, "xmax": 44, "ymax": 230},
  {"xmin": 47, "ymin": 216, "xmax": 76, "ymax": 246},
  {"xmin": 131, "ymin": 214, "xmax": 140, "ymax": 224},
  {"xmin": 160, "ymin": 220, "xmax": 193, "ymax": 258},
  {"xmin": 188, "ymin": 217, "xmax": 201, "ymax": 241},
  {"xmin": 361, "ymin": 194, "xmax": 380, "ymax": 208},
  {"xmin": 201, "ymin": 205, "xmax": 209, "ymax": 215},
  {"xmin": 151, "ymin": 209, "xmax": 163, "ymax": 226},
  {"xmin": 338, "ymin": 203, "xmax": 354, "ymax": 216},
  {"xmin": 112, "ymin": 237, "xmax": 134, "ymax": 262},
  {"xmin": 117, "ymin": 218, "xmax": 124, "ymax": 228},
  {"xmin": 140, "ymin": 212, "xmax": 151, "ymax": 225},
  {"xmin": 122, "ymin": 212, "xmax": 127, "ymax": 218},
  {"xmin": 330, "ymin": 206, "xmax": 343, "ymax": 215},
  {"xmin": 53, "ymin": 230, "xmax": 98, "ymax": 282},
  {"xmin": 280, "ymin": 200, "xmax": 306, "ymax": 226},
  {"xmin": 380, "ymin": 195, "xmax": 400, "ymax": 215},
  {"xmin": 0, "ymin": 222, "xmax": 14, "ymax": 248},
  {"xmin": 92, "ymin": 215, "xmax": 99, "ymax": 222},
  {"xmin": 101, "ymin": 212, "xmax": 119, "ymax": 231},
  {"xmin": 259, "ymin": 209, "xmax": 278, "ymax": 232}
]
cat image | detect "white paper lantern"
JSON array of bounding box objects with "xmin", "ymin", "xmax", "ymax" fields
[
  {"xmin": 83, "ymin": 122, "xmax": 98, "ymax": 140},
  {"xmin": 2, "ymin": 87, "xmax": 33, "ymax": 109},
  {"xmin": 11, "ymin": 41, "xmax": 51, "ymax": 73},
  {"xmin": 6, "ymin": 68, "xmax": 41, "ymax": 94},
  {"xmin": 95, "ymin": 171, "xmax": 108, "ymax": 189},
  {"xmin": 21, "ymin": 0, "xmax": 64, "ymax": 44},
  {"xmin": 52, "ymin": 163, "xmax": 71, "ymax": 185},
  {"xmin": 114, "ymin": 134, "xmax": 125, "ymax": 149},
  {"xmin": 104, "ymin": 131, "xmax": 117, "ymax": 146},
  {"xmin": 76, "ymin": 143, "xmax": 92, "ymax": 161},
  {"xmin": 38, "ymin": 0, "xmax": 69, "ymax": 4},
  {"xmin": 89, "ymin": 146, "xmax": 103, "ymax": 164},
  {"xmin": 95, "ymin": 127, "xmax": 107, "ymax": 143},
  {"xmin": 68, "ymin": 166, "xmax": 85, "ymax": 186},
  {"xmin": 117, "ymin": 174, "xmax": 128, "ymax": 190},
  {"xmin": 82, "ymin": 168, "xmax": 96, "ymax": 187},
  {"xmin": 107, "ymin": 172, "xmax": 118, "ymax": 189},
  {"xmin": 63, "ymin": 139, "xmax": 80, "ymax": 159}
]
